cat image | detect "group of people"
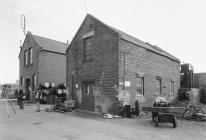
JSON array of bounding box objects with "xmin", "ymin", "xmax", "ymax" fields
[
  {"xmin": 1, "ymin": 86, "xmax": 25, "ymax": 109},
  {"xmin": 1, "ymin": 84, "xmax": 70, "ymax": 112}
]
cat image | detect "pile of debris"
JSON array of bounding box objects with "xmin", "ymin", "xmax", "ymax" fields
[
  {"xmin": 172, "ymin": 88, "xmax": 206, "ymax": 121},
  {"xmin": 184, "ymin": 104, "xmax": 206, "ymax": 121}
]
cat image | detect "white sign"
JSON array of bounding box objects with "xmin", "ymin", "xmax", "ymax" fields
[{"xmin": 125, "ymin": 81, "xmax": 130, "ymax": 87}]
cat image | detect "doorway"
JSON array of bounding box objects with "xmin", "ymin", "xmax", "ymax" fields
[
  {"xmin": 82, "ymin": 81, "xmax": 95, "ymax": 111},
  {"xmin": 25, "ymin": 79, "xmax": 30, "ymax": 100}
]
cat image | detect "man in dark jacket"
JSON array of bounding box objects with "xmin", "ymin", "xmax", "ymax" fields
[{"xmin": 18, "ymin": 86, "xmax": 25, "ymax": 109}]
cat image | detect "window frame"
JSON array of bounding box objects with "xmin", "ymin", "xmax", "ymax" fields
[
  {"xmin": 83, "ymin": 36, "xmax": 93, "ymax": 61},
  {"xmin": 136, "ymin": 77, "xmax": 144, "ymax": 95},
  {"xmin": 156, "ymin": 79, "xmax": 162, "ymax": 95},
  {"xmin": 29, "ymin": 48, "xmax": 33, "ymax": 65},
  {"xmin": 24, "ymin": 50, "xmax": 27, "ymax": 66},
  {"xmin": 20, "ymin": 77, "xmax": 24, "ymax": 87},
  {"xmin": 170, "ymin": 81, "xmax": 175, "ymax": 96},
  {"xmin": 20, "ymin": 77, "xmax": 23, "ymax": 86}
]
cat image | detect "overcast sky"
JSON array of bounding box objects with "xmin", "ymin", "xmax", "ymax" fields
[{"xmin": 0, "ymin": 0, "xmax": 206, "ymax": 84}]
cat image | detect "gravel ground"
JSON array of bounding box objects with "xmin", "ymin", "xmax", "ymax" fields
[{"xmin": 0, "ymin": 102, "xmax": 206, "ymax": 140}]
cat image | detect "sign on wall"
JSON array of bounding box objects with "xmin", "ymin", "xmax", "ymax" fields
[{"xmin": 125, "ymin": 81, "xmax": 130, "ymax": 87}]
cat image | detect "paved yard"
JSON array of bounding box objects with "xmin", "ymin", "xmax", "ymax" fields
[{"xmin": 0, "ymin": 102, "xmax": 206, "ymax": 140}]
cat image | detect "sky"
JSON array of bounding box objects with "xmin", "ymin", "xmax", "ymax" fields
[{"xmin": 0, "ymin": 0, "xmax": 206, "ymax": 84}]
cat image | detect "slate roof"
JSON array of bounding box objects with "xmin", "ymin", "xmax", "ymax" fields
[
  {"xmin": 31, "ymin": 33, "xmax": 67, "ymax": 54},
  {"xmin": 88, "ymin": 14, "xmax": 180, "ymax": 62}
]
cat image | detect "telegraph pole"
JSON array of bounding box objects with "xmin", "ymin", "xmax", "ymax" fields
[{"xmin": 21, "ymin": 14, "xmax": 26, "ymax": 35}]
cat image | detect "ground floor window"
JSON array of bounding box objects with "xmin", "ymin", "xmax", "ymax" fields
[
  {"xmin": 156, "ymin": 79, "xmax": 162, "ymax": 95},
  {"xmin": 170, "ymin": 81, "xmax": 175, "ymax": 95},
  {"xmin": 32, "ymin": 74, "xmax": 37, "ymax": 91},
  {"xmin": 136, "ymin": 77, "xmax": 144, "ymax": 95},
  {"xmin": 20, "ymin": 77, "xmax": 24, "ymax": 87}
]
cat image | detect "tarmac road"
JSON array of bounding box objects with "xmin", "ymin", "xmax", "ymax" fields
[{"xmin": 0, "ymin": 102, "xmax": 206, "ymax": 140}]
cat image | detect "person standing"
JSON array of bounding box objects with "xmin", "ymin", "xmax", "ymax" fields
[
  {"xmin": 2, "ymin": 88, "xmax": 6, "ymax": 98},
  {"xmin": 18, "ymin": 86, "xmax": 25, "ymax": 109},
  {"xmin": 35, "ymin": 89, "xmax": 41, "ymax": 112}
]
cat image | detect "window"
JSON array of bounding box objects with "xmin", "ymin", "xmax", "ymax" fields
[
  {"xmin": 32, "ymin": 74, "xmax": 37, "ymax": 91},
  {"xmin": 170, "ymin": 81, "xmax": 175, "ymax": 95},
  {"xmin": 156, "ymin": 79, "xmax": 162, "ymax": 95},
  {"xmin": 29, "ymin": 48, "xmax": 33, "ymax": 64},
  {"xmin": 83, "ymin": 82, "xmax": 94, "ymax": 95},
  {"xmin": 20, "ymin": 77, "xmax": 23, "ymax": 86},
  {"xmin": 24, "ymin": 50, "xmax": 28, "ymax": 66},
  {"xmin": 20, "ymin": 77, "xmax": 24, "ymax": 87},
  {"xmin": 136, "ymin": 77, "xmax": 144, "ymax": 95},
  {"xmin": 83, "ymin": 37, "xmax": 92, "ymax": 61}
]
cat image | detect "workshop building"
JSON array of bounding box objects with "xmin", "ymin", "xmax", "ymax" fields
[{"xmin": 66, "ymin": 14, "xmax": 180, "ymax": 114}]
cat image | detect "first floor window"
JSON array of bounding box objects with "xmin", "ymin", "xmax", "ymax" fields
[
  {"xmin": 24, "ymin": 50, "xmax": 28, "ymax": 66},
  {"xmin": 83, "ymin": 36, "xmax": 92, "ymax": 61},
  {"xmin": 29, "ymin": 48, "xmax": 33, "ymax": 64}
]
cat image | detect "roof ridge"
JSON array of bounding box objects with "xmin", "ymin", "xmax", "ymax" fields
[
  {"xmin": 29, "ymin": 33, "xmax": 67, "ymax": 54},
  {"xmin": 87, "ymin": 14, "xmax": 179, "ymax": 62},
  {"xmin": 31, "ymin": 34, "xmax": 67, "ymax": 45}
]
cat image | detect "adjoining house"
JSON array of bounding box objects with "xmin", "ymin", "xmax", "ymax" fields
[
  {"xmin": 19, "ymin": 32, "xmax": 67, "ymax": 101},
  {"xmin": 66, "ymin": 14, "xmax": 180, "ymax": 114}
]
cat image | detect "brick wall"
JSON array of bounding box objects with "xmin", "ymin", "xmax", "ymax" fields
[
  {"xmin": 119, "ymin": 39, "xmax": 180, "ymax": 107},
  {"xmin": 67, "ymin": 15, "xmax": 180, "ymax": 114},
  {"xmin": 38, "ymin": 51, "xmax": 66, "ymax": 86},
  {"xmin": 19, "ymin": 33, "xmax": 67, "ymax": 101},
  {"xmin": 67, "ymin": 16, "xmax": 120, "ymax": 113},
  {"xmin": 19, "ymin": 33, "xmax": 39, "ymax": 100}
]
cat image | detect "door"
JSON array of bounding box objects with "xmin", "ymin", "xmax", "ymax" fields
[
  {"xmin": 82, "ymin": 81, "xmax": 95, "ymax": 111},
  {"xmin": 25, "ymin": 79, "xmax": 30, "ymax": 100}
]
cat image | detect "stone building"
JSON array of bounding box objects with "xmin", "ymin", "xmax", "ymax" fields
[
  {"xmin": 19, "ymin": 32, "xmax": 67, "ymax": 100},
  {"xmin": 66, "ymin": 14, "xmax": 180, "ymax": 114}
]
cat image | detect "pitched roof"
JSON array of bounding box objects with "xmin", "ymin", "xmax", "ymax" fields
[
  {"xmin": 30, "ymin": 33, "xmax": 67, "ymax": 54},
  {"xmin": 88, "ymin": 14, "xmax": 180, "ymax": 62}
]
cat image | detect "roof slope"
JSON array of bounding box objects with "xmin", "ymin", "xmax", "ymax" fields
[
  {"xmin": 31, "ymin": 34, "xmax": 67, "ymax": 54},
  {"xmin": 88, "ymin": 14, "xmax": 180, "ymax": 62}
]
